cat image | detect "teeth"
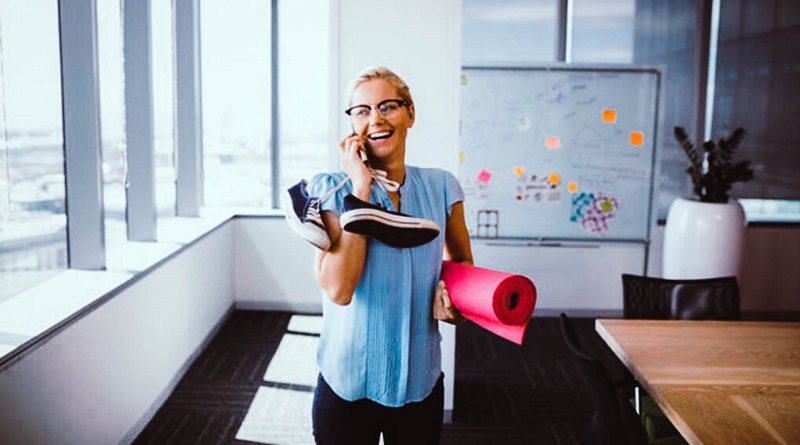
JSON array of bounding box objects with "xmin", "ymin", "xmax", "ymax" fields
[{"xmin": 369, "ymin": 131, "xmax": 392, "ymax": 140}]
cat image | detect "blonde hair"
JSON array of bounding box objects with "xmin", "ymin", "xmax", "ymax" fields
[{"xmin": 348, "ymin": 66, "xmax": 414, "ymax": 106}]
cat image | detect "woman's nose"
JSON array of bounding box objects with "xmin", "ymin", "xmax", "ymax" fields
[{"xmin": 368, "ymin": 108, "xmax": 386, "ymax": 124}]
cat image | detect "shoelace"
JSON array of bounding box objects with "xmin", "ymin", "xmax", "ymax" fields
[{"xmin": 317, "ymin": 167, "xmax": 400, "ymax": 206}]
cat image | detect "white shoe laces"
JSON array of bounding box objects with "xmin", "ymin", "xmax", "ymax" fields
[{"xmin": 318, "ymin": 168, "xmax": 400, "ymax": 206}]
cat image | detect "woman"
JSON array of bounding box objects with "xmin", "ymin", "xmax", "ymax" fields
[{"xmin": 307, "ymin": 66, "xmax": 473, "ymax": 445}]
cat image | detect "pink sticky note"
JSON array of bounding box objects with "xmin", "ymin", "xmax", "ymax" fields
[{"xmin": 477, "ymin": 169, "xmax": 492, "ymax": 184}]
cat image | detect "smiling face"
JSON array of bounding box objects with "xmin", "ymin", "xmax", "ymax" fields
[{"xmin": 348, "ymin": 79, "xmax": 415, "ymax": 164}]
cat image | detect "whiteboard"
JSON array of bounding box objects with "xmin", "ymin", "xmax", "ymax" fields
[{"xmin": 458, "ymin": 66, "xmax": 661, "ymax": 241}]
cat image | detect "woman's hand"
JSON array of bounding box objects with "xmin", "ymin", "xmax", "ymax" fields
[
  {"xmin": 339, "ymin": 132, "xmax": 372, "ymax": 199},
  {"xmin": 433, "ymin": 280, "xmax": 466, "ymax": 325}
]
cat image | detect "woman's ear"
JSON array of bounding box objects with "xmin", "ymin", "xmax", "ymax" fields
[{"xmin": 407, "ymin": 103, "xmax": 416, "ymax": 128}]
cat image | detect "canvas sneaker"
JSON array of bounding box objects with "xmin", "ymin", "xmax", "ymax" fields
[
  {"xmin": 339, "ymin": 194, "xmax": 441, "ymax": 248},
  {"xmin": 282, "ymin": 180, "xmax": 331, "ymax": 251}
]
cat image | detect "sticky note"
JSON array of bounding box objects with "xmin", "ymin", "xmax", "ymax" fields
[
  {"xmin": 459, "ymin": 74, "xmax": 469, "ymax": 87},
  {"xmin": 602, "ymin": 109, "xmax": 617, "ymax": 123},
  {"xmin": 547, "ymin": 173, "xmax": 561, "ymax": 186},
  {"xmin": 513, "ymin": 166, "xmax": 525, "ymax": 177},
  {"xmin": 477, "ymin": 169, "xmax": 492, "ymax": 184},
  {"xmin": 568, "ymin": 182, "xmax": 579, "ymax": 193},
  {"xmin": 630, "ymin": 131, "xmax": 644, "ymax": 146},
  {"xmin": 458, "ymin": 151, "xmax": 465, "ymax": 163},
  {"xmin": 545, "ymin": 136, "xmax": 561, "ymax": 149}
]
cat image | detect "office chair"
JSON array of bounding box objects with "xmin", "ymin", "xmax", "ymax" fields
[
  {"xmin": 621, "ymin": 274, "xmax": 741, "ymax": 321},
  {"xmin": 559, "ymin": 313, "xmax": 649, "ymax": 445},
  {"xmin": 620, "ymin": 273, "xmax": 740, "ymax": 444}
]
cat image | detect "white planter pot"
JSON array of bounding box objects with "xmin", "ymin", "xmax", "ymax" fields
[{"xmin": 663, "ymin": 197, "xmax": 746, "ymax": 279}]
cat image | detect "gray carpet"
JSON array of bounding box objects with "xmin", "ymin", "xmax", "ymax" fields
[{"xmin": 133, "ymin": 310, "xmax": 628, "ymax": 445}]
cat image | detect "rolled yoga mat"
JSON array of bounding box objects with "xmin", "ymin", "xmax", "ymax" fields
[{"xmin": 440, "ymin": 261, "xmax": 537, "ymax": 345}]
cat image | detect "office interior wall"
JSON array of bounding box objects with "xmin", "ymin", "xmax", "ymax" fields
[
  {"xmin": 0, "ymin": 224, "xmax": 235, "ymax": 445},
  {"xmin": 233, "ymin": 217, "xmax": 321, "ymax": 312},
  {"xmin": 335, "ymin": 0, "xmax": 462, "ymax": 173}
]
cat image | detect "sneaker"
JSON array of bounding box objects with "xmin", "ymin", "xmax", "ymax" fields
[
  {"xmin": 340, "ymin": 194, "xmax": 440, "ymax": 248},
  {"xmin": 282, "ymin": 180, "xmax": 331, "ymax": 251}
]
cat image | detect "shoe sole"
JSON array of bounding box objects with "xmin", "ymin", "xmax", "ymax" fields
[
  {"xmin": 281, "ymin": 192, "xmax": 331, "ymax": 251},
  {"xmin": 340, "ymin": 209, "xmax": 440, "ymax": 248}
]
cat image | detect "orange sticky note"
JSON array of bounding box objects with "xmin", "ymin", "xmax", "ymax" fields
[
  {"xmin": 568, "ymin": 182, "xmax": 579, "ymax": 193},
  {"xmin": 630, "ymin": 131, "xmax": 644, "ymax": 146},
  {"xmin": 547, "ymin": 173, "xmax": 561, "ymax": 186},
  {"xmin": 545, "ymin": 136, "xmax": 561, "ymax": 149},
  {"xmin": 602, "ymin": 109, "xmax": 617, "ymax": 123},
  {"xmin": 513, "ymin": 166, "xmax": 525, "ymax": 177}
]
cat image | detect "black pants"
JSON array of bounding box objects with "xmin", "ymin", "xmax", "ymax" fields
[{"xmin": 312, "ymin": 373, "xmax": 444, "ymax": 445}]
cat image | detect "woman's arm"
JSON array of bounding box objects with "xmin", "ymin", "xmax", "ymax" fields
[
  {"xmin": 313, "ymin": 132, "xmax": 374, "ymax": 306},
  {"xmin": 443, "ymin": 201, "xmax": 473, "ymax": 265},
  {"xmin": 435, "ymin": 201, "xmax": 474, "ymax": 324},
  {"xmin": 314, "ymin": 210, "xmax": 368, "ymax": 306}
]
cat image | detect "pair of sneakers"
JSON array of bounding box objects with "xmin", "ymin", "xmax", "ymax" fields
[{"xmin": 282, "ymin": 178, "xmax": 440, "ymax": 250}]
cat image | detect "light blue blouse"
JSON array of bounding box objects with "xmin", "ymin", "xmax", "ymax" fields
[{"xmin": 308, "ymin": 165, "xmax": 464, "ymax": 407}]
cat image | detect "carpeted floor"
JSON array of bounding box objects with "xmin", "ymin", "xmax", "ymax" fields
[{"xmin": 132, "ymin": 310, "xmax": 629, "ymax": 445}]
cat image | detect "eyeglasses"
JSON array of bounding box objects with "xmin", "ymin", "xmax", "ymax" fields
[{"xmin": 345, "ymin": 99, "xmax": 407, "ymax": 123}]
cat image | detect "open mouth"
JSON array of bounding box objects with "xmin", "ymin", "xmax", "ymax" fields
[{"xmin": 368, "ymin": 130, "xmax": 393, "ymax": 141}]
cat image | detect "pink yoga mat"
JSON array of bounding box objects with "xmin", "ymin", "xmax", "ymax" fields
[{"xmin": 441, "ymin": 261, "xmax": 537, "ymax": 345}]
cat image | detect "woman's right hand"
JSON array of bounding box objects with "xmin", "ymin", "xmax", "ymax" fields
[{"xmin": 339, "ymin": 132, "xmax": 372, "ymax": 199}]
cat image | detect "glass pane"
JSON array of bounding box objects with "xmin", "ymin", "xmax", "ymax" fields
[
  {"xmin": 97, "ymin": 0, "xmax": 127, "ymax": 240},
  {"xmin": 571, "ymin": 0, "xmax": 634, "ymax": 63},
  {"xmin": 201, "ymin": 0, "xmax": 271, "ymax": 207},
  {"xmin": 278, "ymin": 0, "xmax": 331, "ymax": 197},
  {"xmin": 712, "ymin": 4, "xmax": 800, "ymax": 201},
  {"xmin": 0, "ymin": 0, "xmax": 67, "ymax": 303},
  {"xmin": 462, "ymin": 0, "xmax": 559, "ymax": 65},
  {"xmin": 633, "ymin": 0, "xmax": 703, "ymax": 219},
  {"xmin": 152, "ymin": 0, "xmax": 176, "ymax": 217}
]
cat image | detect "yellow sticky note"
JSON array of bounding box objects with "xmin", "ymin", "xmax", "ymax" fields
[
  {"xmin": 513, "ymin": 166, "xmax": 525, "ymax": 177},
  {"xmin": 568, "ymin": 182, "xmax": 579, "ymax": 193},
  {"xmin": 545, "ymin": 136, "xmax": 561, "ymax": 149},
  {"xmin": 602, "ymin": 109, "xmax": 617, "ymax": 123},
  {"xmin": 630, "ymin": 131, "xmax": 645, "ymax": 146},
  {"xmin": 458, "ymin": 151, "xmax": 465, "ymax": 163}
]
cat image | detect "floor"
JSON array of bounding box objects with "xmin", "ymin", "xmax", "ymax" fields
[{"xmin": 132, "ymin": 310, "xmax": 629, "ymax": 445}]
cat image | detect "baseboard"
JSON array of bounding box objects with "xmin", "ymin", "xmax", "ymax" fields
[
  {"xmin": 236, "ymin": 300, "xmax": 323, "ymax": 314},
  {"xmin": 533, "ymin": 308, "xmax": 623, "ymax": 318},
  {"xmin": 119, "ymin": 304, "xmax": 236, "ymax": 445},
  {"xmin": 741, "ymin": 310, "xmax": 800, "ymax": 321}
]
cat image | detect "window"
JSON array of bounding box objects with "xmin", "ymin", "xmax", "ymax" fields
[
  {"xmin": 97, "ymin": 0, "xmax": 127, "ymax": 241},
  {"xmin": 201, "ymin": 0, "xmax": 272, "ymax": 208},
  {"xmin": 462, "ymin": 0, "xmax": 560, "ymax": 65},
  {"xmin": 571, "ymin": 0, "xmax": 634, "ymax": 63},
  {"xmin": 152, "ymin": 0, "xmax": 177, "ymax": 217},
  {"xmin": 278, "ymin": 0, "xmax": 332, "ymax": 194},
  {"xmin": 712, "ymin": 0, "xmax": 800, "ymax": 202},
  {"xmin": 0, "ymin": 0, "xmax": 67, "ymax": 303}
]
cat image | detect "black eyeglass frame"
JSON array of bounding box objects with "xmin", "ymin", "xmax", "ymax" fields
[{"xmin": 344, "ymin": 99, "xmax": 408, "ymax": 117}]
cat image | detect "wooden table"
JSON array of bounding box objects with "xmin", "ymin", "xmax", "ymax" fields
[{"xmin": 595, "ymin": 319, "xmax": 800, "ymax": 445}]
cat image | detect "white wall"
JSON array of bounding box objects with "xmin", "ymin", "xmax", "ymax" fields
[
  {"xmin": 0, "ymin": 225, "xmax": 235, "ymax": 445},
  {"xmin": 334, "ymin": 0, "xmax": 462, "ymax": 172},
  {"xmin": 234, "ymin": 218, "xmax": 321, "ymax": 312}
]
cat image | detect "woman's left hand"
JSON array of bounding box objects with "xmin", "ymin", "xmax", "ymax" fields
[{"xmin": 433, "ymin": 280, "xmax": 466, "ymax": 325}]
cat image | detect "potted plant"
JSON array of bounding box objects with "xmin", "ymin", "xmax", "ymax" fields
[{"xmin": 662, "ymin": 127, "xmax": 755, "ymax": 279}]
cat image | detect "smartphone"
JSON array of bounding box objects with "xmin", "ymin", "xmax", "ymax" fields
[{"xmin": 351, "ymin": 124, "xmax": 370, "ymax": 164}]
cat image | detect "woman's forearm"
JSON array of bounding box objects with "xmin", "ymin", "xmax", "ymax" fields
[{"xmin": 314, "ymin": 212, "xmax": 368, "ymax": 305}]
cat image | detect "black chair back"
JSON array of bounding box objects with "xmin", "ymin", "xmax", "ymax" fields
[
  {"xmin": 559, "ymin": 313, "xmax": 648, "ymax": 445},
  {"xmin": 622, "ymin": 274, "xmax": 741, "ymax": 321}
]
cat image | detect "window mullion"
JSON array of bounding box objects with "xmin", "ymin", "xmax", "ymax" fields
[
  {"xmin": 59, "ymin": 0, "xmax": 106, "ymax": 270},
  {"xmin": 124, "ymin": 0, "xmax": 157, "ymax": 240},
  {"xmin": 175, "ymin": 0, "xmax": 203, "ymax": 217}
]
